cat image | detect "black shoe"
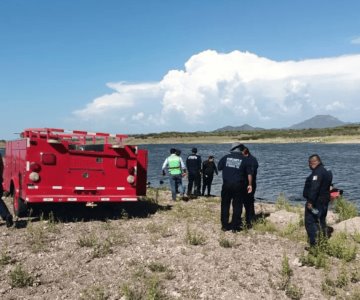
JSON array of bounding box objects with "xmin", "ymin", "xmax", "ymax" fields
[
  {"xmin": 232, "ymin": 227, "xmax": 242, "ymax": 233},
  {"xmin": 6, "ymin": 215, "xmax": 13, "ymax": 228},
  {"xmin": 221, "ymin": 225, "xmax": 231, "ymax": 232}
]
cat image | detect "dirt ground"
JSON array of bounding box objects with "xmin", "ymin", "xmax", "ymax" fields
[{"xmin": 0, "ymin": 189, "xmax": 359, "ymax": 300}]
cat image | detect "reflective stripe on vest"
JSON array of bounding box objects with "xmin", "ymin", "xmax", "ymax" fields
[{"xmin": 168, "ymin": 155, "xmax": 181, "ymax": 175}]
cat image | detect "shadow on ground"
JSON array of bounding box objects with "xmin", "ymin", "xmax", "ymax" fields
[{"xmin": 14, "ymin": 199, "xmax": 172, "ymax": 227}]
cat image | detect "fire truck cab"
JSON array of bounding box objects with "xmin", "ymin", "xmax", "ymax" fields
[{"xmin": 2, "ymin": 128, "xmax": 148, "ymax": 217}]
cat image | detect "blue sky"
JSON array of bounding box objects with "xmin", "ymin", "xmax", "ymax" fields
[{"xmin": 1, "ymin": 0, "xmax": 360, "ymax": 140}]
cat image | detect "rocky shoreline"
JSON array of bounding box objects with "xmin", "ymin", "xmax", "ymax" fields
[{"xmin": 0, "ymin": 190, "xmax": 359, "ymax": 299}]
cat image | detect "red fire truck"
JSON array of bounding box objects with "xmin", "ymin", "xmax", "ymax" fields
[{"xmin": 2, "ymin": 128, "xmax": 148, "ymax": 217}]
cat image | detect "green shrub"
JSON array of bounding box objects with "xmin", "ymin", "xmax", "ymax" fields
[
  {"xmin": 326, "ymin": 232, "xmax": 357, "ymax": 262},
  {"xmin": 9, "ymin": 264, "xmax": 34, "ymax": 288},
  {"xmin": 300, "ymin": 251, "xmax": 328, "ymax": 269},
  {"xmin": 80, "ymin": 285, "xmax": 109, "ymax": 300},
  {"xmin": 219, "ymin": 235, "xmax": 234, "ymax": 248},
  {"xmin": 185, "ymin": 226, "xmax": 206, "ymax": 246},
  {"xmin": 148, "ymin": 262, "xmax": 168, "ymax": 273},
  {"xmin": 253, "ymin": 218, "xmax": 277, "ymax": 233},
  {"xmin": 285, "ymin": 284, "xmax": 303, "ymax": 300},
  {"xmin": 77, "ymin": 233, "xmax": 98, "ymax": 247},
  {"xmin": 334, "ymin": 197, "xmax": 358, "ymax": 221}
]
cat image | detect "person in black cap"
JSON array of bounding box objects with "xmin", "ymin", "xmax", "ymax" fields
[
  {"xmin": 201, "ymin": 155, "xmax": 218, "ymax": 196},
  {"xmin": 186, "ymin": 147, "xmax": 202, "ymax": 197},
  {"xmin": 0, "ymin": 153, "xmax": 14, "ymax": 227},
  {"xmin": 217, "ymin": 142, "xmax": 252, "ymax": 232}
]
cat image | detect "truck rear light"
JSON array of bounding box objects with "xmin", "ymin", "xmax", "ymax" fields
[
  {"xmin": 29, "ymin": 172, "xmax": 40, "ymax": 182},
  {"xmin": 115, "ymin": 157, "xmax": 127, "ymax": 168},
  {"xmin": 41, "ymin": 153, "xmax": 56, "ymax": 165},
  {"xmin": 30, "ymin": 162, "xmax": 41, "ymax": 172},
  {"xmin": 127, "ymin": 175, "xmax": 135, "ymax": 184}
]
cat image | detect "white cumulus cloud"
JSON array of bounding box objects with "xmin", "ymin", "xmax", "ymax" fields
[{"xmin": 72, "ymin": 50, "xmax": 360, "ymax": 133}]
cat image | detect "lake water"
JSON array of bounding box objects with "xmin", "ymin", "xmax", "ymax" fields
[{"xmin": 143, "ymin": 143, "xmax": 360, "ymax": 209}]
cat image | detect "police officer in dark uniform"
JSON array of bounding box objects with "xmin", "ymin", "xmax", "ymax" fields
[
  {"xmin": 242, "ymin": 146, "xmax": 258, "ymax": 228},
  {"xmin": 0, "ymin": 153, "xmax": 14, "ymax": 227},
  {"xmin": 218, "ymin": 143, "xmax": 252, "ymax": 232},
  {"xmin": 303, "ymin": 154, "xmax": 332, "ymax": 247},
  {"xmin": 201, "ymin": 155, "xmax": 218, "ymax": 196},
  {"xmin": 186, "ymin": 147, "xmax": 202, "ymax": 196}
]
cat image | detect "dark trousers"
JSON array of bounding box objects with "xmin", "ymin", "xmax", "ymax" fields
[
  {"xmin": 0, "ymin": 198, "xmax": 11, "ymax": 220},
  {"xmin": 304, "ymin": 202, "xmax": 328, "ymax": 245},
  {"xmin": 188, "ymin": 172, "xmax": 201, "ymax": 195},
  {"xmin": 221, "ymin": 182, "xmax": 246, "ymax": 230},
  {"xmin": 202, "ymin": 174, "xmax": 213, "ymax": 195},
  {"xmin": 243, "ymin": 193, "xmax": 255, "ymax": 226}
]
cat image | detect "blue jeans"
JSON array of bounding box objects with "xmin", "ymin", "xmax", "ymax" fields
[
  {"xmin": 305, "ymin": 202, "xmax": 328, "ymax": 245},
  {"xmin": 169, "ymin": 175, "xmax": 185, "ymax": 200}
]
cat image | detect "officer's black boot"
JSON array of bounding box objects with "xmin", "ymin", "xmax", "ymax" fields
[{"xmin": 6, "ymin": 215, "xmax": 13, "ymax": 228}]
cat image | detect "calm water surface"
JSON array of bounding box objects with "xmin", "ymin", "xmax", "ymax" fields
[{"xmin": 143, "ymin": 143, "xmax": 360, "ymax": 208}]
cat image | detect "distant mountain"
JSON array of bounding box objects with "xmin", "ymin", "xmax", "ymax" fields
[
  {"xmin": 214, "ymin": 124, "xmax": 264, "ymax": 132},
  {"xmin": 288, "ymin": 115, "xmax": 346, "ymax": 129}
]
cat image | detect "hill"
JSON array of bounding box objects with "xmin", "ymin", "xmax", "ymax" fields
[
  {"xmin": 213, "ymin": 124, "xmax": 264, "ymax": 132},
  {"xmin": 214, "ymin": 115, "xmax": 348, "ymax": 132},
  {"xmin": 288, "ymin": 114, "xmax": 346, "ymax": 129}
]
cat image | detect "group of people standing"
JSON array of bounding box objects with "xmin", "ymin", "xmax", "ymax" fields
[
  {"xmin": 162, "ymin": 143, "xmax": 335, "ymax": 249},
  {"xmin": 161, "ymin": 147, "xmax": 219, "ymax": 201},
  {"xmin": 161, "ymin": 143, "xmax": 259, "ymax": 232}
]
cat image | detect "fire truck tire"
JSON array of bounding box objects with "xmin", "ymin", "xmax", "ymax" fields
[{"xmin": 13, "ymin": 195, "xmax": 28, "ymax": 217}]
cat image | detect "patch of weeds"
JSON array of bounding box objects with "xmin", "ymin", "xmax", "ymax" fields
[
  {"xmin": 148, "ymin": 262, "xmax": 168, "ymax": 273},
  {"xmin": 219, "ymin": 235, "xmax": 234, "ymax": 248},
  {"xmin": 279, "ymin": 253, "xmax": 292, "ymax": 290},
  {"xmin": 285, "ymin": 284, "xmax": 303, "ymax": 300},
  {"xmin": 106, "ymin": 231, "xmax": 129, "ymax": 246},
  {"xmin": 172, "ymin": 205, "xmax": 192, "ymax": 220},
  {"xmin": 92, "ymin": 240, "xmax": 113, "ymax": 258},
  {"xmin": 185, "ymin": 225, "xmax": 206, "ymax": 246},
  {"xmin": 349, "ymin": 287, "xmax": 360, "ymax": 300},
  {"xmin": 0, "ymin": 249, "xmax": 14, "ymax": 266},
  {"xmin": 77, "ymin": 233, "xmax": 98, "ymax": 247},
  {"xmin": 299, "ymin": 249, "xmax": 328, "ymax": 269},
  {"xmin": 80, "ymin": 284, "xmax": 109, "ymax": 300},
  {"xmin": 326, "ymin": 232, "xmax": 357, "ymax": 262},
  {"xmin": 278, "ymin": 254, "xmax": 303, "ymax": 299},
  {"xmin": 275, "ymin": 194, "xmax": 292, "ymax": 212},
  {"xmin": 334, "ymin": 197, "xmax": 358, "ymax": 221},
  {"xmin": 335, "ymin": 267, "xmax": 349, "ymax": 288},
  {"xmin": 47, "ymin": 211, "xmax": 60, "ymax": 233},
  {"xmin": 121, "ymin": 275, "xmax": 166, "ymax": 300},
  {"xmin": 26, "ymin": 222, "xmax": 49, "ymax": 252},
  {"xmin": 321, "ymin": 277, "xmax": 337, "ymax": 297},
  {"xmin": 353, "ymin": 231, "xmax": 360, "ymax": 243},
  {"xmin": 297, "ymin": 211, "xmax": 305, "ymax": 227},
  {"xmin": 146, "ymin": 222, "xmax": 172, "ymax": 238},
  {"xmin": 350, "ymin": 268, "xmax": 360, "ymax": 283},
  {"xmin": 253, "ymin": 217, "xmax": 277, "ymax": 234},
  {"xmin": 9, "ymin": 264, "xmax": 35, "ymax": 288},
  {"xmin": 280, "ymin": 223, "xmax": 299, "ymax": 237},
  {"xmin": 101, "ymin": 219, "xmax": 113, "ymax": 230}
]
